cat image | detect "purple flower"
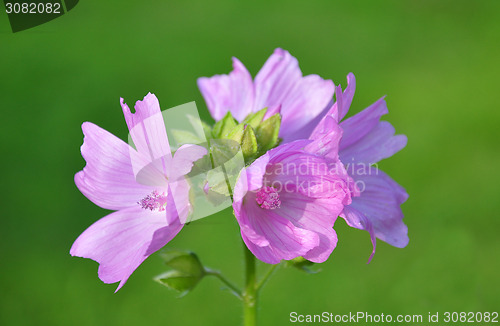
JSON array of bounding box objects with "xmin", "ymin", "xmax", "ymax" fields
[
  {"xmin": 233, "ymin": 131, "xmax": 352, "ymax": 264},
  {"xmin": 199, "ymin": 49, "xmax": 408, "ymax": 260},
  {"xmin": 70, "ymin": 93, "xmax": 206, "ymax": 291},
  {"xmin": 198, "ymin": 48, "xmax": 335, "ymax": 143},
  {"xmin": 321, "ymin": 74, "xmax": 409, "ymax": 261}
]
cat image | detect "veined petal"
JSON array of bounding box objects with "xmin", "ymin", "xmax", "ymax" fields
[
  {"xmin": 197, "ymin": 57, "xmax": 254, "ymax": 121},
  {"xmin": 340, "ymin": 169, "xmax": 409, "ymax": 259},
  {"xmin": 338, "ymin": 73, "xmax": 356, "ymax": 121},
  {"xmin": 279, "ymin": 75, "xmax": 335, "ymax": 142},
  {"xmin": 254, "ymin": 49, "xmax": 334, "ymax": 142},
  {"xmin": 165, "ymin": 177, "xmax": 192, "ymax": 225},
  {"xmin": 310, "ymin": 83, "xmax": 343, "ymax": 135},
  {"xmin": 268, "ymin": 153, "xmax": 348, "ymax": 200},
  {"xmin": 278, "ymin": 192, "xmax": 341, "ymax": 263},
  {"xmin": 233, "ymin": 153, "xmax": 270, "ymax": 207},
  {"xmin": 70, "ymin": 206, "xmax": 183, "ymax": 291},
  {"xmin": 340, "ymin": 121, "xmax": 407, "ymax": 164},
  {"xmin": 339, "ymin": 97, "xmax": 388, "ymax": 150},
  {"xmin": 236, "ymin": 196, "xmax": 320, "ymax": 264},
  {"xmin": 75, "ymin": 122, "xmax": 155, "ymax": 210},
  {"xmin": 306, "ymin": 116, "xmax": 343, "ymax": 160},
  {"xmin": 254, "ymin": 48, "xmax": 301, "ymax": 111},
  {"xmin": 121, "ymin": 93, "xmax": 172, "ymax": 173},
  {"xmin": 233, "ymin": 140, "xmax": 310, "ymax": 210},
  {"xmin": 168, "ymin": 144, "xmax": 208, "ymax": 180}
]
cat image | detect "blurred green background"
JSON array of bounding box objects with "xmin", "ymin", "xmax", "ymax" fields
[{"xmin": 1, "ymin": 1, "xmax": 499, "ymax": 325}]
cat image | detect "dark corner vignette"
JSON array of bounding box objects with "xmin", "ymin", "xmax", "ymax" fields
[{"xmin": 4, "ymin": 0, "xmax": 79, "ymax": 32}]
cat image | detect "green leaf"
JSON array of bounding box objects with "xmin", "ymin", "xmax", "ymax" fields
[
  {"xmin": 255, "ymin": 113, "xmax": 281, "ymax": 154},
  {"xmin": 241, "ymin": 125, "xmax": 258, "ymax": 163},
  {"xmin": 242, "ymin": 107, "xmax": 267, "ymax": 129},
  {"xmin": 212, "ymin": 112, "xmax": 237, "ymax": 138}
]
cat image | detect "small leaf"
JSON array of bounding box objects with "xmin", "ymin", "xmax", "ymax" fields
[
  {"xmin": 241, "ymin": 126, "xmax": 258, "ymax": 163},
  {"xmin": 255, "ymin": 113, "xmax": 281, "ymax": 154},
  {"xmin": 242, "ymin": 107, "xmax": 267, "ymax": 129},
  {"xmin": 212, "ymin": 112, "xmax": 237, "ymax": 138}
]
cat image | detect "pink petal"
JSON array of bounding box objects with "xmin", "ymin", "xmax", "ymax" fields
[
  {"xmin": 278, "ymin": 75, "xmax": 335, "ymax": 141},
  {"xmin": 75, "ymin": 122, "xmax": 155, "ymax": 210},
  {"xmin": 168, "ymin": 144, "xmax": 207, "ymax": 180},
  {"xmin": 237, "ymin": 197, "xmax": 320, "ymax": 264},
  {"xmin": 254, "ymin": 49, "xmax": 334, "ymax": 142},
  {"xmin": 278, "ymin": 193, "xmax": 341, "ymax": 263},
  {"xmin": 340, "ymin": 169, "xmax": 409, "ymax": 260},
  {"xmin": 121, "ymin": 93, "xmax": 172, "ymax": 174},
  {"xmin": 338, "ymin": 73, "xmax": 356, "ymax": 121},
  {"xmin": 165, "ymin": 177, "xmax": 192, "ymax": 225},
  {"xmin": 305, "ymin": 116, "xmax": 343, "ymax": 160},
  {"xmin": 232, "ymin": 140, "xmax": 311, "ymax": 206},
  {"xmin": 339, "ymin": 97, "xmax": 388, "ymax": 150},
  {"xmin": 340, "ymin": 121, "xmax": 407, "ymax": 164},
  {"xmin": 197, "ymin": 57, "xmax": 254, "ymax": 121},
  {"xmin": 254, "ymin": 48, "xmax": 301, "ymax": 111},
  {"xmin": 70, "ymin": 206, "xmax": 183, "ymax": 291}
]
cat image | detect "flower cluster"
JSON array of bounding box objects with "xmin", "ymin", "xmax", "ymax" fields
[{"xmin": 71, "ymin": 49, "xmax": 408, "ymax": 291}]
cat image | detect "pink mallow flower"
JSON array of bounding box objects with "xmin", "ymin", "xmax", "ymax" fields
[
  {"xmin": 70, "ymin": 93, "xmax": 206, "ymax": 291},
  {"xmin": 233, "ymin": 128, "xmax": 352, "ymax": 264},
  {"xmin": 199, "ymin": 49, "xmax": 408, "ymax": 260},
  {"xmin": 198, "ymin": 48, "xmax": 334, "ymax": 143},
  {"xmin": 315, "ymin": 73, "xmax": 409, "ymax": 260}
]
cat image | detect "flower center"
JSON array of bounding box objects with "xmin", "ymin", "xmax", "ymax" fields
[
  {"xmin": 255, "ymin": 186, "xmax": 281, "ymax": 210},
  {"xmin": 138, "ymin": 190, "xmax": 168, "ymax": 211}
]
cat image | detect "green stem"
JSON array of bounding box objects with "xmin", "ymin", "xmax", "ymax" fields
[
  {"xmin": 205, "ymin": 269, "xmax": 242, "ymax": 299},
  {"xmin": 243, "ymin": 243, "xmax": 257, "ymax": 326},
  {"xmin": 256, "ymin": 263, "xmax": 280, "ymax": 292}
]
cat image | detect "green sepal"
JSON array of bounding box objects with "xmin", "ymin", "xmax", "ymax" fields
[
  {"xmin": 242, "ymin": 107, "xmax": 267, "ymax": 129},
  {"xmin": 255, "ymin": 113, "xmax": 281, "ymax": 154},
  {"xmin": 155, "ymin": 250, "xmax": 206, "ymax": 296},
  {"xmin": 212, "ymin": 112, "xmax": 237, "ymax": 138},
  {"xmin": 210, "ymin": 139, "xmax": 241, "ymax": 167},
  {"xmin": 241, "ymin": 125, "xmax": 258, "ymax": 163},
  {"xmin": 225, "ymin": 123, "xmax": 245, "ymax": 143},
  {"xmin": 285, "ymin": 257, "xmax": 320, "ymax": 274},
  {"xmin": 160, "ymin": 250, "xmax": 205, "ymax": 277},
  {"xmin": 154, "ymin": 270, "xmax": 201, "ymax": 296}
]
